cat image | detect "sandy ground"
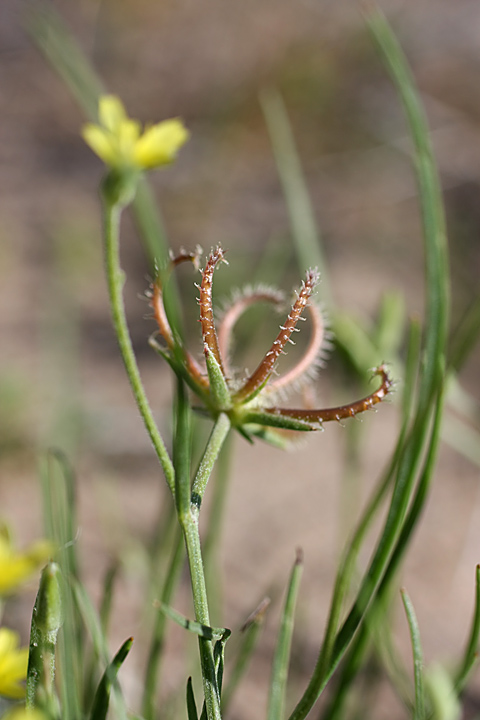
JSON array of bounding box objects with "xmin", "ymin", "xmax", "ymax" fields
[{"xmin": 1, "ymin": 1, "xmax": 480, "ymax": 717}]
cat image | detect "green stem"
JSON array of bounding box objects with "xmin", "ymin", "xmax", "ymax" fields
[
  {"xmin": 181, "ymin": 515, "xmax": 222, "ymax": 720},
  {"xmin": 103, "ymin": 199, "xmax": 175, "ymax": 494},
  {"xmin": 174, "ymin": 386, "xmax": 229, "ymax": 719},
  {"xmin": 191, "ymin": 414, "xmax": 231, "ymax": 508}
]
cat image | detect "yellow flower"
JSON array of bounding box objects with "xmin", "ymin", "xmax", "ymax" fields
[
  {"xmin": 0, "ymin": 628, "xmax": 28, "ymax": 699},
  {"xmin": 0, "ymin": 526, "xmax": 54, "ymax": 596},
  {"xmin": 2, "ymin": 708, "xmax": 47, "ymax": 720},
  {"xmin": 82, "ymin": 95, "xmax": 189, "ymax": 171}
]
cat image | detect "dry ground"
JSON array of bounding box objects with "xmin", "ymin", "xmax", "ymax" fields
[{"xmin": 1, "ymin": 1, "xmax": 480, "ymax": 717}]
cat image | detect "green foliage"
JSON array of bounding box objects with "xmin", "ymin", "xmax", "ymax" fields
[{"xmin": 6, "ymin": 5, "xmax": 478, "ymax": 720}]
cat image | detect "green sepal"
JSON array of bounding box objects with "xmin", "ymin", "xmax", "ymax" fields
[
  {"xmin": 204, "ymin": 346, "xmax": 231, "ymax": 410},
  {"xmin": 89, "ymin": 637, "xmax": 134, "ymax": 720},
  {"xmin": 101, "ymin": 168, "xmax": 140, "ymax": 208},
  {"xmin": 241, "ymin": 424, "xmax": 298, "ymax": 449},
  {"xmin": 241, "ymin": 410, "xmax": 317, "ymax": 432},
  {"xmin": 157, "ymin": 602, "xmax": 231, "ymax": 642}
]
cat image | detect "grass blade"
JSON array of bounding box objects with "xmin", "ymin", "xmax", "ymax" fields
[
  {"xmin": 288, "ymin": 9, "xmax": 449, "ymax": 718},
  {"xmin": 221, "ymin": 598, "xmax": 270, "ymax": 712},
  {"xmin": 39, "ymin": 451, "xmax": 82, "ymax": 720},
  {"xmin": 455, "ymin": 564, "xmax": 480, "ymax": 693},
  {"xmin": 267, "ymin": 550, "xmax": 304, "ymax": 720},
  {"xmin": 187, "ymin": 677, "xmax": 199, "ymax": 720},
  {"xmin": 401, "ymin": 589, "xmax": 425, "ymax": 720},
  {"xmin": 72, "ymin": 580, "xmax": 129, "ymax": 720},
  {"xmin": 90, "ymin": 637, "xmax": 134, "ymax": 720},
  {"xmin": 27, "ymin": 3, "xmax": 103, "ymax": 121},
  {"xmin": 142, "ymin": 527, "xmax": 185, "ymax": 720},
  {"xmin": 260, "ymin": 88, "xmax": 331, "ymax": 307}
]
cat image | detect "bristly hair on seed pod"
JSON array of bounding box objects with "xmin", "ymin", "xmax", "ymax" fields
[
  {"xmin": 215, "ymin": 284, "xmax": 286, "ymax": 379},
  {"xmin": 233, "ymin": 268, "xmax": 322, "ymax": 404}
]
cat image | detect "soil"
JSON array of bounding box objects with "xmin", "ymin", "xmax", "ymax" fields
[{"xmin": 1, "ymin": 1, "xmax": 480, "ymax": 718}]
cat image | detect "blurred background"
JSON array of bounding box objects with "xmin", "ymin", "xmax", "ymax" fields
[{"xmin": 1, "ymin": 0, "xmax": 480, "ymax": 717}]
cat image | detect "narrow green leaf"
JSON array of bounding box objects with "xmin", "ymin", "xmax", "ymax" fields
[
  {"xmin": 260, "ymin": 88, "xmax": 331, "ymax": 307},
  {"xmin": 455, "ymin": 564, "xmax": 480, "ymax": 693},
  {"xmin": 268, "ymin": 551, "xmax": 304, "ymax": 720},
  {"xmin": 142, "ymin": 527, "xmax": 185, "ymax": 720},
  {"xmin": 449, "ymin": 295, "xmax": 480, "ymax": 373},
  {"xmin": 157, "ymin": 602, "xmax": 230, "ymax": 642},
  {"xmin": 187, "ymin": 677, "xmax": 199, "ymax": 720},
  {"xmin": 26, "ymin": 4, "xmax": 103, "ymax": 121},
  {"xmin": 221, "ymin": 598, "xmax": 270, "ymax": 712},
  {"xmin": 71, "ymin": 580, "xmax": 129, "ymax": 720},
  {"xmin": 366, "ymin": 8, "xmax": 449, "ymax": 410},
  {"xmin": 288, "ymin": 9, "xmax": 450, "ymax": 717},
  {"xmin": 373, "ymin": 291, "xmax": 406, "ymax": 358},
  {"xmin": 90, "ymin": 637, "xmax": 133, "ymax": 720},
  {"xmin": 39, "ymin": 451, "xmax": 82, "ymax": 720},
  {"xmin": 401, "ymin": 589, "xmax": 425, "ymax": 720}
]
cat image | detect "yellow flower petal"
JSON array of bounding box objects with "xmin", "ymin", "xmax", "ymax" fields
[
  {"xmin": 117, "ymin": 119, "xmax": 142, "ymax": 159},
  {"xmin": 82, "ymin": 124, "xmax": 119, "ymax": 166},
  {"xmin": 3, "ymin": 710, "xmax": 48, "ymax": 720},
  {"xmin": 133, "ymin": 119, "xmax": 189, "ymax": 168},
  {"xmin": 98, "ymin": 94, "xmax": 128, "ymax": 132},
  {"xmin": 0, "ymin": 629, "xmax": 28, "ymax": 699},
  {"xmin": 0, "ymin": 529, "xmax": 54, "ymax": 596},
  {"xmin": 82, "ymin": 95, "xmax": 189, "ymax": 172}
]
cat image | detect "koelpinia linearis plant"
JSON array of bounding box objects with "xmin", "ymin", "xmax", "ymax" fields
[{"xmin": 79, "ymin": 92, "xmax": 393, "ymax": 719}]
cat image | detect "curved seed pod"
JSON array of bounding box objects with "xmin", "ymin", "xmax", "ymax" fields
[
  {"xmin": 263, "ymin": 365, "xmax": 393, "ymax": 427},
  {"xmin": 234, "ymin": 269, "xmax": 319, "ymax": 403},
  {"xmin": 199, "ymin": 247, "xmax": 228, "ymax": 373}
]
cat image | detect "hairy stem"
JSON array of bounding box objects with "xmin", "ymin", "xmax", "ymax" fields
[{"xmin": 103, "ymin": 198, "xmax": 175, "ymax": 494}]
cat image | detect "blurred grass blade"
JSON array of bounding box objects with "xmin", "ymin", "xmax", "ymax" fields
[
  {"xmin": 72, "ymin": 579, "xmax": 129, "ymax": 720},
  {"xmin": 221, "ymin": 597, "xmax": 270, "ymax": 712},
  {"xmin": 83, "ymin": 561, "xmax": 120, "ymax": 711},
  {"xmin": 260, "ymin": 88, "xmax": 332, "ymax": 307},
  {"xmin": 143, "ymin": 527, "xmax": 185, "ymax": 720},
  {"xmin": 303, "ymin": 319, "xmax": 421, "ymax": 718},
  {"xmin": 27, "ymin": 3, "xmax": 103, "ymax": 120},
  {"xmin": 99, "ymin": 562, "xmax": 120, "ymax": 636},
  {"xmin": 401, "ymin": 589, "xmax": 425, "ymax": 720},
  {"xmin": 187, "ymin": 677, "xmax": 199, "ymax": 720},
  {"xmin": 131, "ymin": 176, "xmax": 170, "ymax": 269},
  {"xmin": 321, "ymin": 381, "xmax": 444, "ymax": 720},
  {"xmin": 288, "ymin": 9, "xmax": 449, "ymax": 718},
  {"xmin": 366, "ymin": 9, "xmax": 449, "ymax": 408},
  {"xmin": 448, "ymin": 295, "xmax": 480, "ymax": 373},
  {"xmin": 267, "ymin": 550, "xmax": 304, "ymax": 720},
  {"xmin": 455, "ymin": 564, "xmax": 480, "ymax": 693},
  {"xmin": 40, "ymin": 450, "xmax": 82, "ymax": 720},
  {"xmin": 90, "ymin": 637, "xmax": 133, "ymax": 720}
]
